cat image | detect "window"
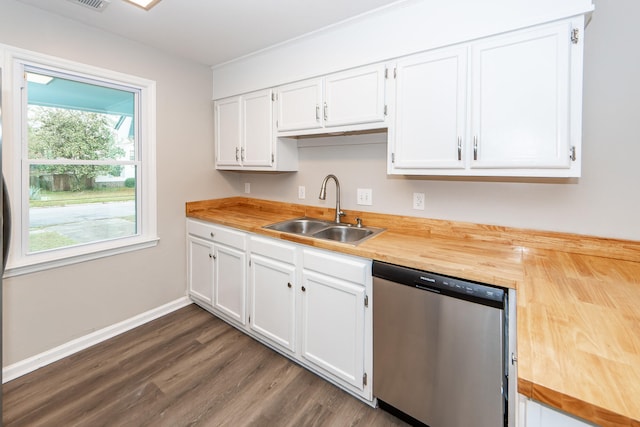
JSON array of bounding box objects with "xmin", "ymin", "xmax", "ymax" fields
[{"xmin": 6, "ymin": 50, "xmax": 157, "ymax": 275}]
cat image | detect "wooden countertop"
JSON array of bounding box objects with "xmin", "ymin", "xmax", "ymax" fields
[{"xmin": 186, "ymin": 197, "xmax": 640, "ymax": 427}]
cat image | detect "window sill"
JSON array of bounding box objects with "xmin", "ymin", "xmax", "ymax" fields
[{"xmin": 3, "ymin": 236, "xmax": 160, "ymax": 278}]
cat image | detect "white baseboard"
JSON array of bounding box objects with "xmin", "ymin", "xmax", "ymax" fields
[{"xmin": 2, "ymin": 296, "xmax": 192, "ymax": 383}]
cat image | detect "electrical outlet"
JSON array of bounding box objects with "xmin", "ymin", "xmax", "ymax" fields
[
  {"xmin": 244, "ymin": 182, "xmax": 250, "ymax": 194},
  {"xmin": 357, "ymin": 188, "xmax": 373, "ymax": 206},
  {"xmin": 298, "ymin": 185, "xmax": 306, "ymax": 199},
  {"xmin": 413, "ymin": 192, "xmax": 425, "ymax": 210}
]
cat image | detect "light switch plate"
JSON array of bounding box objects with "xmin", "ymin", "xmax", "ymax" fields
[
  {"xmin": 244, "ymin": 182, "xmax": 250, "ymax": 194},
  {"xmin": 298, "ymin": 185, "xmax": 306, "ymax": 199},
  {"xmin": 357, "ymin": 188, "xmax": 373, "ymax": 206}
]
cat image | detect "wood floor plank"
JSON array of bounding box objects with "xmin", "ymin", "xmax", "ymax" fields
[{"xmin": 3, "ymin": 304, "xmax": 407, "ymax": 427}]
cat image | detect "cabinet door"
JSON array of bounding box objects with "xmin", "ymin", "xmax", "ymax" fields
[
  {"xmin": 276, "ymin": 78, "xmax": 323, "ymax": 132},
  {"xmin": 391, "ymin": 47, "xmax": 468, "ymax": 170},
  {"xmin": 300, "ymin": 270, "xmax": 365, "ymax": 390},
  {"xmin": 250, "ymin": 253, "xmax": 296, "ymax": 353},
  {"xmin": 187, "ymin": 235, "xmax": 214, "ymax": 306},
  {"xmin": 522, "ymin": 397, "xmax": 596, "ymax": 427},
  {"xmin": 215, "ymin": 96, "xmax": 241, "ymax": 167},
  {"xmin": 471, "ymin": 21, "xmax": 572, "ymax": 169},
  {"xmin": 324, "ymin": 64, "xmax": 386, "ymax": 127},
  {"xmin": 214, "ymin": 243, "xmax": 247, "ymax": 325},
  {"xmin": 242, "ymin": 89, "xmax": 273, "ymax": 167}
]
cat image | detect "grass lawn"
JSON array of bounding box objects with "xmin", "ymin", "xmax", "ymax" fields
[
  {"xmin": 29, "ymin": 231, "xmax": 78, "ymax": 252},
  {"xmin": 30, "ymin": 188, "xmax": 135, "ymax": 207}
]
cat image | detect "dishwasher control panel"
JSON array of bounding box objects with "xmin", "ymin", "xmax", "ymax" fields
[{"xmin": 373, "ymin": 261, "xmax": 505, "ymax": 308}]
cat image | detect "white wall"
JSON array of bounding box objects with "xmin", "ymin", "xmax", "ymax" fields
[
  {"xmin": 2, "ymin": 0, "xmax": 637, "ymax": 369},
  {"xmin": 212, "ymin": 0, "xmax": 593, "ymax": 99},
  {"xmin": 0, "ymin": 0, "xmax": 234, "ymax": 365},
  {"xmin": 221, "ymin": 0, "xmax": 640, "ymax": 241}
]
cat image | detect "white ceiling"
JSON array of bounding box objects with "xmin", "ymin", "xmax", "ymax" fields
[{"xmin": 17, "ymin": 0, "xmax": 404, "ymax": 66}]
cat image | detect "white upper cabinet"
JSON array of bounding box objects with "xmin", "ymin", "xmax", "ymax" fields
[
  {"xmin": 275, "ymin": 63, "xmax": 387, "ymax": 136},
  {"xmin": 215, "ymin": 89, "xmax": 298, "ymax": 171},
  {"xmin": 391, "ymin": 47, "xmax": 468, "ymax": 170},
  {"xmin": 242, "ymin": 89, "xmax": 274, "ymax": 167},
  {"xmin": 214, "ymin": 96, "xmax": 242, "ymax": 168},
  {"xmin": 388, "ymin": 17, "xmax": 584, "ymax": 177},
  {"xmin": 276, "ymin": 78, "xmax": 324, "ymax": 132},
  {"xmin": 470, "ymin": 21, "xmax": 572, "ymax": 171},
  {"xmin": 323, "ymin": 65, "xmax": 386, "ymax": 127}
]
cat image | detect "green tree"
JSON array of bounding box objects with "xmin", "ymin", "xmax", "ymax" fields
[{"xmin": 29, "ymin": 108, "xmax": 124, "ymax": 191}]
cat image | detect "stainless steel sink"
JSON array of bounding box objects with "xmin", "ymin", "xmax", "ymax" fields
[
  {"xmin": 312, "ymin": 225, "xmax": 374, "ymax": 243},
  {"xmin": 265, "ymin": 218, "xmax": 331, "ymax": 235},
  {"xmin": 264, "ymin": 217, "xmax": 384, "ymax": 245}
]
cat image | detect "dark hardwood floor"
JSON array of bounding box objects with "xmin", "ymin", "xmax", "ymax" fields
[{"xmin": 3, "ymin": 304, "xmax": 407, "ymax": 426}]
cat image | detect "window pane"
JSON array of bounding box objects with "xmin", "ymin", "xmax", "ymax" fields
[
  {"xmin": 27, "ymin": 106, "xmax": 134, "ymax": 161},
  {"xmin": 28, "ymin": 165, "xmax": 137, "ymax": 253},
  {"xmin": 26, "ymin": 70, "xmax": 135, "ymax": 161}
]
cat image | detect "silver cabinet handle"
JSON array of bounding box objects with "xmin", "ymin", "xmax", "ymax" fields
[
  {"xmin": 473, "ymin": 136, "xmax": 478, "ymax": 161},
  {"xmin": 323, "ymin": 102, "xmax": 328, "ymax": 122},
  {"xmin": 235, "ymin": 147, "xmax": 239, "ymax": 161},
  {"xmin": 457, "ymin": 137, "xmax": 462, "ymax": 161},
  {"xmin": 316, "ymin": 105, "xmax": 320, "ymax": 122},
  {"xmin": 241, "ymin": 147, "xmax": 245, "ymax": 161}
]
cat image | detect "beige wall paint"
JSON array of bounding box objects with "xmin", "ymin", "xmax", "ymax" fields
[
  {"xmin": 224, "ymin": 0, "xmax": 640, "ymax": 241},
  {"xmin": 2, "ymin": 0, "xmax": 637, "ymax": 367},
  {"xmin": 0, "ymin": 0, "xmax": 234, "ymax": 365}
]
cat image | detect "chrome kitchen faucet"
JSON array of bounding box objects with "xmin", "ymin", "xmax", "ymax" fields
[{"xmin": 319, "ymin": 174, "xmax": 345, "ymax": 224}]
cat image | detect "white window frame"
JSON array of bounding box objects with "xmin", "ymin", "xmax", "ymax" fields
[{"xmin": 2, "ymin": 46, "xmax": 158, "ymax": 277}]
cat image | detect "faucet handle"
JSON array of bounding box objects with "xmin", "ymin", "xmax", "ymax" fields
[{"xmin": 355, "ymin": 217, "xmax": 363, "ymax": 228}]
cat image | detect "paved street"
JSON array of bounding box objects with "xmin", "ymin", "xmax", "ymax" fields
[{"xmin": 29, "ymin": 201, "xmax": 136, "ymax": 246}]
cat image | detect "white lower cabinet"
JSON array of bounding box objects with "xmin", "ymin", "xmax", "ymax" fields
[
  {"xmin": 518, "ymin": 395, "xmax": 597, "ymax": 427},
  {"xmin": 300, "ymin": 269, "xmax": 366, "ymax": 390},
  {"xmin": 213, "ymin": 242, "xmax": 247, "ymax": 325},
  {"xmin": 187, "ymin": 223, "xmax": 373, "ymax": 403},
  {"xmin": 301, "ymin": 247, "xmax": 370, "ymax": 394},
  {"xmin": 186, "ymin": 219, "xmax": 247, "ymax": 327},
  {"xmin": 249, "ymin": 236, "xmax": 297, "ymax": 354},
  {"xmin": 187, "ymin": 235, "xmax": 214, "ymax": 306}
]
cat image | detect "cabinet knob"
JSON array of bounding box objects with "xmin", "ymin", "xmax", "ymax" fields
[
  {"xmin": 210, "ymin": 232, "xmax": 214, "ymax": 238},
  {"xmin": 209, "ymin": 254, "xmax": 213, "ymax": 258},
  {"xmin": 301, "ymin": 286, "xmax": 306, "ymax": 292},
  {"xmin": 287, "ymin": 282, "xmax": 292, "ymax": 288}
]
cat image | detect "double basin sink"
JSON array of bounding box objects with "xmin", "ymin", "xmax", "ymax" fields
[{"xmin": 264, "ymin": 217, "xmax": 384, "ymax": 245}]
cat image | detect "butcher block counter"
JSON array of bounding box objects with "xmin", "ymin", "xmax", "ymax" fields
[{"xmin": 186, "ymin": 197, "xmax": 640, "ymax": 427}]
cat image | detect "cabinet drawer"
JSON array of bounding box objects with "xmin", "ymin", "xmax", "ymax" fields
[
  {"xmin": 303, "ymin": 248, "xmax": 370, "ymax": 285},
  {"xmin": 250, "ymin": 235, "xmax": 296, "ymax": 264},
  {"xmin": 187, "ymin": 220, "xmax": 247, "ymax": 250}
]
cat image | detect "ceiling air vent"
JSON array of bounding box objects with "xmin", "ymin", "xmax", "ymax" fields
[{"xmin": 67, "ymin": 0, "xmax": 111, "ymax": 12}]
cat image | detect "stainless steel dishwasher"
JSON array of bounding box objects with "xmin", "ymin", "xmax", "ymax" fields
[{"xmin": 373, "ymin": 261, "xmax": 517, "ymax": 427}]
